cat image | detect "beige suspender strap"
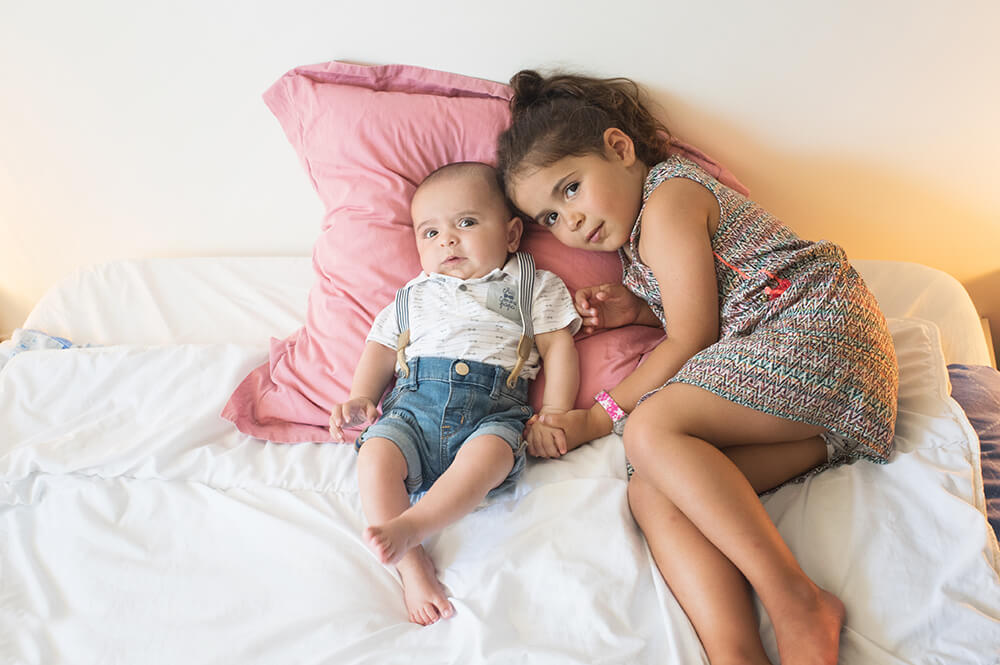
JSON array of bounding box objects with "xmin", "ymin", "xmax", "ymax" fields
[
  {"xmin": 506, "ymin": 252, "xmax": 535, "ymax": 389},
  {"xmin": 507, "ymin": 335, "xmax": 532, "ymax": 389},
  {"xmin": 395, "ymin": 329, "xmax": 410, "ymax": 378}
]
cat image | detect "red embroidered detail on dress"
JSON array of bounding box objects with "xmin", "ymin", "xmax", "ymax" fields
[{"xmin": 714, "ymin": 252, "xmax": 791, "ymax": 301}]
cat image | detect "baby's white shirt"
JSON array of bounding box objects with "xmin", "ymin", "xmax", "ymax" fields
[{"xmin": 366, "ymin": 256, "xmax": 581, "ymax": 380}]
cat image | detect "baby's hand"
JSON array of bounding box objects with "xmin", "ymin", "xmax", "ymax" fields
[
  {"xmin": 329, "ymin": 397, "xmax": 379, "ymax": 442},
  {"xmin": 524, "ymin": 411, "xmax": 568, "ymax": 458}
]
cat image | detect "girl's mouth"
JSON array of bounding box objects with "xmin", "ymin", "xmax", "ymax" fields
[{"xmin": 586, "ymin": 224, "xmax": 603, "ymax": 243}]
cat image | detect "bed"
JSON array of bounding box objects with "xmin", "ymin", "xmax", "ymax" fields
[{"xmin": 3, "ymin": 254, "xmax": 999, "ymax": 665}]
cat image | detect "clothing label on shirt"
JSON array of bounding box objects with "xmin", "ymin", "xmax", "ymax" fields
[{"xmin": 486, "ymin": 283, "xmax": 520, "ymax": 323}]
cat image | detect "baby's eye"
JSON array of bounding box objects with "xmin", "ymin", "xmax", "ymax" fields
[
  {"xmin": 458, "ymin": 217, "xmax": 477, "ymax": 228},
  {"xmin": 541, "ymin": 212, "xmax": 558, "ymax": 228},
  {"xmin": 423, "ymin": 228, "xmax": 438, "ymax": 239},
  {"xmin": 564, "ymin": 182, "xmax": 579, "ymax": 198}
]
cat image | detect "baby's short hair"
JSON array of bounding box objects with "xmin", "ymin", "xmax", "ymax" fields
[{"xmin": 417, "ymin": 162, "xmax": 512, "ymax": 216}]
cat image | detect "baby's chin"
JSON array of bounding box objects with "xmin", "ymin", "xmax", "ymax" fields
[
  {"xmin": 442, "ymin": 268, "xmax": 495, "ymax": 280},
  {"xmin": 424, "ymin": 260, "xmax": 502, "ymax": 280}
]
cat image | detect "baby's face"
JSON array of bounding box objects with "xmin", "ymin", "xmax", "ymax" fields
[{"xmin": 411, "ymin": 175, "xmax": 522, "ymax": 280}]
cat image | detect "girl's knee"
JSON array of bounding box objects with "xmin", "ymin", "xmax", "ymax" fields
[
  {"xmin": 622, "ymin": 397, "xmax": 683, "ymax": 466},
  {"xmin": 623, "ymin": 386, "xmax": 716, "ymax": 470}
]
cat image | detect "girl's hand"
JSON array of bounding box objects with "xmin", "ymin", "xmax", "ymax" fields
[
  {"xmin": 329, "ymin": 397, "xmax": 379, "ymax": 442},
  {"xmin": 575, "ymin": 283, "xmax": 645, "ymax": 334},
  {"xmin": 524, "ymin": 418, "xmax": 568, "ymax": 458},
  {"xmin": 538, "ymin": 408, "xmax": 602, "ymax": 452}
]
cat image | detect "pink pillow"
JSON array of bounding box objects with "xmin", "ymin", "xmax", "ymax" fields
[{"xmin": 223, "ymin": 61, "xmax": 745, "ymax": 443}]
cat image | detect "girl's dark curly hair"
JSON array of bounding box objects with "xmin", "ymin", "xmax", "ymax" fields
[{"xmin": 497, "ymin": 69, "xmax": 672, "ymax": 184}]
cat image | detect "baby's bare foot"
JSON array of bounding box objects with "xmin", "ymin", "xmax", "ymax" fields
[
  {"xmin": 773, "ymin": 586, "xmax": 845, "ymax": 665},
  {"xmin": 364, "ymin": 517, "xmax": 420, "ymax": 565},
  {"xmin": 397, "ymin": 547, "xmax": 454, "ymax": 626}
]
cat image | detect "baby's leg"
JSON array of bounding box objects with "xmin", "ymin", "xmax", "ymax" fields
[
  {"xmin": 364, "ymin": 434, "xmax": 514, "ymax": 566},
  {"xmin": 356, "ymin": 437, "xmax": 453, "ymax": 625}
]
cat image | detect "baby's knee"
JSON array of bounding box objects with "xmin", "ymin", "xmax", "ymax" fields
[{"xmin": 357, "ymin": 437, "xmax": 408, "ymax": 477}]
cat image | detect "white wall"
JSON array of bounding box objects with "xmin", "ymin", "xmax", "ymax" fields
[{"xmin": 2, "ymin": 0, "xmax": 999, "ymax": 348}]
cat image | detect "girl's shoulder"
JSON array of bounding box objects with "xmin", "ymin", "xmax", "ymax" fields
[{"xmin": 643, "ymin": 155, "xmax": 720, "ymax": 202}]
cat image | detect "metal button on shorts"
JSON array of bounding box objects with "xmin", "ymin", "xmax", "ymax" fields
[{"xmin": 454, "ymin": 361, "xmax": 470, "ymax": 376}]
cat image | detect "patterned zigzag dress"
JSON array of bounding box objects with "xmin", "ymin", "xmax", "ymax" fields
[{"xmin": 622, "ymin": 156, "xmax": 898, "ymax": 469}]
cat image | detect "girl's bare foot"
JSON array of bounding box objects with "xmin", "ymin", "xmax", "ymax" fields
[
  {"xmin": 773, "ymin": 585, "xmax": 845, "ymax": 665},
  {"xmin": 396, "ymin": 547, "xmax": 454, "ymax": 626},
  {"xmin": 365, "ymin": 516, "xmax": 421, "ymax": 565}
]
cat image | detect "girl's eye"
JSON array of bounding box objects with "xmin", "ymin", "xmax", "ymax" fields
[
  {"xmin": 423, "ymin": 229, "xmax": 438, "ymax": 239},
  {"xmin": 458, "ymin": 218, "xmax": 477, "ymax": 228},
  {"xmin": 565, "ymin": 182, "xmax": 579, "ymax": 198},
  {"xmin": 542, "ymin": 212, "xmax": 558, "ymax": 228}
]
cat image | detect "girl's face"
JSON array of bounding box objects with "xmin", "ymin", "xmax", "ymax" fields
[{"xmin": 509, "ymin": 129, "xmax": 648, "ymax": 253}]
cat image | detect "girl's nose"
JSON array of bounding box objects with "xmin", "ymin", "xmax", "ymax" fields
[{"xmin": 567, "ymin": 211, "xmax": 584, "ymax": 231}]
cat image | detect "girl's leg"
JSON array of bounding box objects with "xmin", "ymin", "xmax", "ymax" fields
[
  {"xmin": 721, "ymin": 437, "xmax": 827, "ymax": 494},
  {"xmin": 629, "ymin": 474, "xmax": 771, "ymax": 665},
  {"xmin": 630, "ymin": 440, "xmax": 828, "ymax": 665},
  {"xmin": 364, "ymin": 433, "xmax": 514, "ymax": 565},
  {"xmin": 357, "ymin": 437, "xmax": 453, "ymax": 626},
  {"xmin": 624, "ymin": 383, "xmax": 844, "ymax": 665}
]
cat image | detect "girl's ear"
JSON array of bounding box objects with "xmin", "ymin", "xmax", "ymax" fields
[
  {"xmin": 506, "ymin": 216, "xmax": 524, "ymax": 252},
  {"xmin": 603, "ymin": 127, "xmax": 637, "ymax": 166}
]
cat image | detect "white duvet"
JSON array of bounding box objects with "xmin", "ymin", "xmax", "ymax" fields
[{"xmin": 2, "ymin": 318, "xmax": 998, "ymax": 664}]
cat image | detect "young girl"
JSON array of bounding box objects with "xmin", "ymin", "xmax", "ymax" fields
[{"xmin": 497, "ymin": 70, "xmax": 898, "ymax": 665}]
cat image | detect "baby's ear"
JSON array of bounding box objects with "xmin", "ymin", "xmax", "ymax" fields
[{"xmin": 507, "ymin": 216, "xmax": 524, "ymax": 252}]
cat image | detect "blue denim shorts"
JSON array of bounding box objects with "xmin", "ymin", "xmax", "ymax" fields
[{"xmin": 357, "ymin": 357, "xmax": 533, "ymax": 495}]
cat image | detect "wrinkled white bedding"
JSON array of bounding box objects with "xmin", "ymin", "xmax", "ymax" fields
[
  {"xmin": 2, "ymin": 314, "xmax": 998, "ymax": 664},
  {"xmin": 22, "ymin": 257, "xmax": 992, "ymax": 367}
]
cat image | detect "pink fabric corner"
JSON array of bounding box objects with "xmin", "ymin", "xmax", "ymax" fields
[
  {"xmin": 279, "ymin": 61, "xmax": 513, "ymax": 99},
  {"xmin": 668, "ymin": 137, "xmax": 749, "ymax": 196},
  {"xmin": 223, "ymin": 61, "xmax": 746, "ymax": 443}
]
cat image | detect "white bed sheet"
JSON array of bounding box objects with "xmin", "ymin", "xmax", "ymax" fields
[
  {"xmin": 852, "ymin": 259, "xmax": 992, "ymax": 367},
  {"xmin": 22, "ymin": 257, "xmax": 314, "ymax": 348},
  {"xmin": 4, "ymin": 258, "xmax": 1000, "ymax": 665},
  {"xmin": 23, "ymin": 257, "xmax": 993, "ymax": 366}
]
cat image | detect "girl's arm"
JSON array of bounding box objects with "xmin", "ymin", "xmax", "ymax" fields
[
  {"xmin": 545, "ymin": 178, "xmax": 721, "ymax": 443},
  {"xmin": 574, "ymin": 283, "xmax": 660, "ymax": 333}
]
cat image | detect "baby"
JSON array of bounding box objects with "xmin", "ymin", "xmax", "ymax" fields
[{"xmin": 329, "ymin": 162, "xmax": 580, "ymax": 625}]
